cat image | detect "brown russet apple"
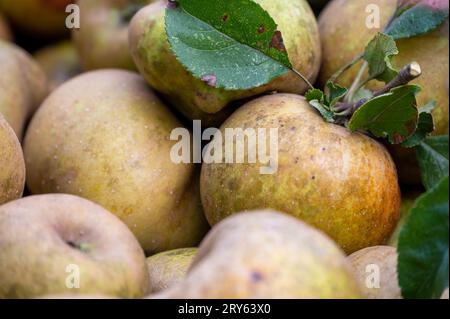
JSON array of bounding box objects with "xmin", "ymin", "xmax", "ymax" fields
[{"xmin": 0, "ymin": 194, "xmax": 149, "ymax": 298}]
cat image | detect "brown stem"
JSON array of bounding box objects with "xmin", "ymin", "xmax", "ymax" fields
[
  {"xmin": 373, "ymin": 61, "xmax": 421, "ymax": 96},
  {"xmin": 333, "ymin": 62, "xmax": 422, "ymax": 116}
]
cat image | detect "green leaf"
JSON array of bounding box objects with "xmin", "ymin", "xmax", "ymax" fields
[
  {"xmin": 363, "ymin": 33, "xmax": 399, "ymax": 83},
  {"xmin": 398, "ymin": 176, "xmax": 449, "ymax": 299},
  {"xmin": 386, "ymin": 1, "xmax": 449, "ymax": 40},
  {"xmin": 401, "ymin": 111, "xmax": 434, "ymax": 148},
  {"xmin": 305, "ymin": 88, "xmax": 325, "ymax": 103},
  {"xmin": 416, "ymin": 135, "xmax": 449, "ymax": 190},
  {"xmin": 309, "ymin": 100, "xmax": 334, "ymax": 123},
  {"xmin": 165, "ymin": 0, "xmax": 292, "ymax": 90},
  {"xmin": 325, "ymin": 81, "xmax": 347, "ymax": 107},
  {"xmin": 348, "ymin": 85, "xmax": 420, "ymax": 144}
]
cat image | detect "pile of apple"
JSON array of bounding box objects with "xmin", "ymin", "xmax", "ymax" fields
[{"xmin": 0, "ymin": 0, "xmax": 448, "ymax": 299}]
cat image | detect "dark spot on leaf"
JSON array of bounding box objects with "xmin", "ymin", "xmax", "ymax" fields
[
  {"xmin": 257, "ymin": 25, "xmax": 266, "ymax": 34},
  {"xmin": 393, "ymin": 132, "xmax": 405, "ymax": 144},
  {"xmin": 167, "ymin": 0, "xmax": 179, "ymax": 9},
  {"xmin": 201, "ymin": 74, "xmax": 217, "ymax": 87},
  {"xmin": 251, "ymin": 271, "xmax": 264, "ymax": 283},
  {"xmin": 269, "ymin": 30, "xmax": 287, "ymax": 53},
  {"xmin": 222, "ymin": 14, "xmax": 229, "ymax": 22}
]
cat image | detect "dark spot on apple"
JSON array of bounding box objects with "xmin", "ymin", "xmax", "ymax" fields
[
  {"xmin": 269, "ymin": 30, "xmax": 287, "ymax": 53},
  {"xmin": 312, "ymin": 175, "xmax": 316, "ymax": 180},
  {"xmin": 257, "ymin": 25, "xmax": 266, "ymax": 34},
  {"xmin": 251, "ymin": 271, "xmax": 264, "ymax": 282},
  {"xmin": 66, "ymin": 240, "xmax": 79, "ymax": 249}
]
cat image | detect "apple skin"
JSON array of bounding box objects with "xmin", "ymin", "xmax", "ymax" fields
[
  {"xmin": 0, "ymin": 0, "xmax": 72, "ymax": 38},
  {"xmin": 0, "ymin": 12, "xmax": 12, "ymax": 41},
  {"xmin": 129, "ymin": 0, "xmax": 321, "ymax": 126},
  {"xmin": 72, "ymin": 0, "xmax": 155, "ymax": 70},
  {"xmin": 318, "ymin": 0, "xmax": 449, "ymax": 186},
  {"xmin": 146, "ymin": 248, "xmax": 197, "ymax": 293},
  {"xmin": 0, "ymin": 194, "xmax": 149, "ymax": 299},
  {"xmin": 0, "ymin": 115, "xmax": 25, "ymax": 206},
  {"xmin": 151, "ymin": 211, "xmax": 362, "ymax": 299},
  {"xmin": 23, "ymin": 69, "xmax": 209, "ymax": 255},
  {"xmin": 0, "ymin": 40, "xmax": 48, "ymax": 140},
  {"xmin": 34, "ymin": 41, "xmax": 82, "ymax": 91},
  {"xmin": 349, "ymin": 246, "xmax": 401, "ymax": 299},
  {"xmin": 200, "ymin": 94, "xmax": 401, "ymax": 254}
]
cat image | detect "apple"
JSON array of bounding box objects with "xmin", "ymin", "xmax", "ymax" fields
[
  {"xmin": 0, "ymin": 194, "xmax": 149, "ymax": 299},
  {"xmin": 0, "ymin": 40, "xmax": 48, "ymax": 139},
  {"xmin": 349, "ymin": 246, "xmax": 401, "ymax": 299},
  {"xmin": 72, "ymin": 0, "xmax": 156, "ymax": 70},
  {"xmin": 151, "ymin": 211, "xmax": 362, "ymax": 299},
  {"xmin": 146, "ymin": 248, "xmax": 197, "ymax": 293},
  {"xmin": 34, "ymin": 40, "xmax": 83, "ymax": 91},
  {"xmin": 23, "ymin": 69, "xmax": 209, "ymax": 254},
  {"xmin": 0, "ymin": 0, "xmax": 72, "ymax": 38},
  {"xmin": 0, "ymin": 114, "xmax": 25, "ymax": 206},
  {"xmin": 129, "ymin": 0, "xmax": 321, "ymax": 125},
  {"xmin": 200, "ymin": 94, "xmax": 401, "ymax": 254}
]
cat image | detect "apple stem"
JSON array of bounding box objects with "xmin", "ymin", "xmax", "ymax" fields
[
  {"xmin": 373, "ymin": 62, "xmax": 421, "ymax": 96},
  {"xmin": 291, "ymin": 68, "xmax": 315, "ymax": 91},
  {"xmin": 327, "ymin": 54, "xmax": 364, "ymax": 87}
]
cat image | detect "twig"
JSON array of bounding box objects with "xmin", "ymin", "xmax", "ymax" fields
[
  {"xmin": 333, "ymin": 62, "xmax": 422, "ymax": 116},
  {"xmin": 291, "ymin": 68, "xmax": 315, "ymax": 91},
  {"xmin": 373, "ymin": 61, "xmax": 421, "ymax": 96}
]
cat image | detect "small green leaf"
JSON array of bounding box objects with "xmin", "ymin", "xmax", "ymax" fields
[
  {"xmin": 325, "ymin": 81, "xmax": 347, "ymax": 107},
  {"xmin": 363, "ymin": 33, "xmax": 399, "ymax": 83},
  {"xmin": 165, "ymin": 0, "xmax": 292, "ymax": 90},
  {"xmin": 386, "ymin": 1, "xmax": 449, "ymax": 40},
  {"xmin": 348, "ymin": 85, "xmax": 420, "ymax": 144},
  {"xmin": 401, "ymin": 112, "xmax": 434, "ymax": 148},
  {"xmin": 305, "ymin": 88, "xmax": 324, "ymax": 102},
  {"xmin": 309, "ymin": 100, "xmax": 334, "ymax": 123},
  {"xmin": 398, "ymin": 176, "xmax": 449, "ymax": 299},
  {"xmin": 416, "ymin": 135, "xmax": 449, "ymax": 190}
]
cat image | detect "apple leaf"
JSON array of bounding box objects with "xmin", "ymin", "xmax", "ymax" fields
[
  {"xmin": 401, "ymin": 111, "xmax": 434, "ymax": 148},
  {"xmin": 386, "ymin": 0, "xmax": 449, "ymax": 40},
  {"xmin": 305, "ymin": 88, "xmax": 325, "ymax": 102},
  {"xmin": 397, "ymin": 176, "xmax": 449, "ymax": 299},
  {"xmin": 325, "ymin": 81, "xmax": 347, "ymax": 107},
  {"xmin": 165, "ymin": 0, "xmax": 292, "ymax": 90},
  {"xmin": 416, "ymin": 135, "xmax": 449, "ymax": 190},
  {"xmin": 363, "ymin": 33, "xmax": 399, "ymax": 83},
  {"xmin": 347, "ymin": 85, "xmax": 420, "ymax": 144},
  {"xmin": 309, "ymin": 100, "xmax": 335, "ymax": 123}
]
